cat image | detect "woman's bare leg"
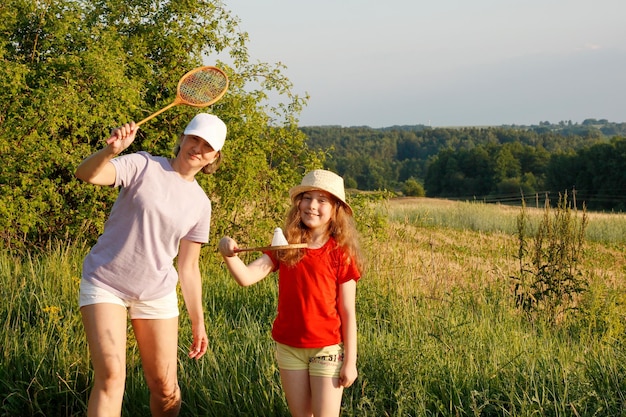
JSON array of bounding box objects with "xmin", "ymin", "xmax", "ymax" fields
[
  {"xmin": 81, "ymin": 303, "xmax": 128, "ymax": 417},
  {"xmin": 132, "ymin": 317, "xmax": 181, "ymax": 417}
]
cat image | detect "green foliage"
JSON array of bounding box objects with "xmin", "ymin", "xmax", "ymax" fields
[
  {"xmin": 402, "ymin": 177, "xmax": 425, "ymax": 197},
  {"xmin": 303, "ymin": 125, "xmax": 626, "ymax": 210},
  {"xmin": 546, "ymin": 137, "xmax": 626, "ymax": 211},
  {"xmin": 0, "ymin": 0, "xmax": 321, "ymax": 252},
  {"xmin": 512, "ymin": 193, "xmax": 589, "ymax": 324},
  {"xmin": 349, "ymin": 191, "xmax": 393, "ymax": 243}
]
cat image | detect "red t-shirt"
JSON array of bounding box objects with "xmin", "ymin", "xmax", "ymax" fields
[{"xmin": 267, "ymin": 237, "xmax": 361, "ymax": 348}]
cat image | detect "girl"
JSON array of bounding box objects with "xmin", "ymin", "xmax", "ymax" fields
[
  {"xmin": 76, "ymin": 113, "xmax": 226, "ymax": 416},
  {"xmin": 218, "ymin": 169, "xmax": 364, "ymax": 417}
]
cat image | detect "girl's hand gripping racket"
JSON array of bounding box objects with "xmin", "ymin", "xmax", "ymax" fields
[
  {"xmin": 234, "ymin": 227, "xmax": 308, "ymax": 253},
  {"xmin": 234, "ymin": 243, "xmax": 308, "ymax": 253},
  {"xmin": 136, "ymin": 66, "xmax": 229, "ymax": 127}
]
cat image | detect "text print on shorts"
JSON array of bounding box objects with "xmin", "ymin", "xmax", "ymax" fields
[{"xmin": 309, "ymin": 352, "xmax": 345, "ymax": 368}]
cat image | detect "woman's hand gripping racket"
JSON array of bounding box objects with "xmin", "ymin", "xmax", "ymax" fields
[{"xmin": 136, "ymin": 66, "xmax": 229, "ymax": 127}]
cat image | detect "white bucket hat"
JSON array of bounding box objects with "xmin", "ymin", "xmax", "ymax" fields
[
  {"xmin": 184, "ymin": 113, "xmax": 227, "ymax": 151},
  {"xmin": 289, "ymin": 169, "xmax": 352, "ymax": 215}
]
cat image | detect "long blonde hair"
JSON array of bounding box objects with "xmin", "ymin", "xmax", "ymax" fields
[{"xmin": 277, "ymin": 193, "xmax": 364, "ymax": 273}]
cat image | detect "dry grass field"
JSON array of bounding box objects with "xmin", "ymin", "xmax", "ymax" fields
[{"xmin": 379, "ymin": 198, "xmax": 625, "ymax": 293}]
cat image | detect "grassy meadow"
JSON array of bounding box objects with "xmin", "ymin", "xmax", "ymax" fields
[{"xmin": 2, "ymin": 198, "xmax": 626, "ymax": 416}]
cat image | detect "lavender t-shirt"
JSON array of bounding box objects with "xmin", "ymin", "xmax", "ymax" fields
[{"xmin": 82, "ymin": 152, "xmax": 211, "ymax": 300}]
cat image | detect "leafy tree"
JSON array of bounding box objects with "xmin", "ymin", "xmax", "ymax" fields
[
  {"xmin": 0, "ymin": 0, "xmax": 321, "ymax": 251},
  {"xmin": 423, "ymin": 148, "xmax": 453, "ymax": 196},
  {"xmin": 398, "ymin": 158, "xmax": 424, "ymax": 183},
  {"xmin": 495, "ymin": 177, "xmax": 534, "ymax": 198},
  {"xmin": 545, "ymin": 138, "xmax": 626, "ymax": 210},
  {"xmin": 304, "ymin": 124, "xmax": 614, "ymax": 198},
  {"xmin": 493, "ymin": 146, "xmax": 521, "ymax": 183}
]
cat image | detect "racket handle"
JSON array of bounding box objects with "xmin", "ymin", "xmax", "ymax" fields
[
  {"xmin": 234, "ymin": 243, "xmax": 308, "ymax": 253},
  {"xmin": 136, "ymin": 101, "xmax": 178, "ymax": 127}
]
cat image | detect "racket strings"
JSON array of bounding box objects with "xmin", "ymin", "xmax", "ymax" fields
[{"xmin": 179, "ymin": 69, "xmax": 228, "ymax": 105}]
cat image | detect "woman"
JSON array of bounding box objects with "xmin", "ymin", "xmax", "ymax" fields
[{"xmin": 75, "ymin": 113, "xmax": 225, "ymax": 416}]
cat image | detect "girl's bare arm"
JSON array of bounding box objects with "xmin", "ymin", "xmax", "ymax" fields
[
  {"xmin": 338, "ymin": 279, "xmax": 358, "ymax": 387},
  {"xmin": 218, "ymin": 236, "xmax": 275, "ymax": 286}
]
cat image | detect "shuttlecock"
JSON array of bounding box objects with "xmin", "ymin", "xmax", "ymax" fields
[{"xmin": 271, "ymin": 227, "xmax": 289, "ymax": 246}]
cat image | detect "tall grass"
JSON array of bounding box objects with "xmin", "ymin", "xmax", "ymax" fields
[
  {"xmin": 1, "ymin": 242, "xmax": 89, "ymax": 416},
  {"xmin": 2, "ymin": 198, "xmax": 626, "ymax": 416}
]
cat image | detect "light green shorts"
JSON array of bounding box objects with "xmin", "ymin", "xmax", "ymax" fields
[
  {"xmin": 79, "ymin": 279, "xmax": 179, "ymax": 320},
  {"xmin": 275, "ymin": 342, "xmax": 344, "ymax": 378}
]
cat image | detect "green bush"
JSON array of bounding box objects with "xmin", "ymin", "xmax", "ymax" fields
[
  {"xmin": 0, "ymin": 0, "xmax": 320, "ymax": 253},
  {"xmin": 402, "ymin": 177, "xmax": 425, "ymax": 197}
]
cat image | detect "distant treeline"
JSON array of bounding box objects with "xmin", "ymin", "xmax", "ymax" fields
[{"xmin": 301, "ymin": 119, "xmax": 626, "ymax": 211}]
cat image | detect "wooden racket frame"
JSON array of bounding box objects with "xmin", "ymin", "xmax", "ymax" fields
[
  {"xmin": 136, "ymin": 66, "xmax": 229, "ymax": 126},
  {"xmin": 234, "ymin": 243, "xmax": 308, "ymax": 253}
]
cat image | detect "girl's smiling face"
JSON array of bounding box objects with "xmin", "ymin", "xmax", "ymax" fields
[{"xmin": 298, "ymin": 190, "xmax": 335, "ymax": 232}]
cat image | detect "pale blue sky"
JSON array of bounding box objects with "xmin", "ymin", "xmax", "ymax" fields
[{"xmin": 223, "ymin": 0, "xmax": 626, "ymax": 127}]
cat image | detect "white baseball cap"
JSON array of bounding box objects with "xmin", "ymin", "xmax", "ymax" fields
[{"xmin": 184, "ymin": 113, "xmax": 227, "ymax": 151}]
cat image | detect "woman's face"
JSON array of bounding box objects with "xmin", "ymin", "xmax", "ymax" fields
[
  {"xmin": 179, "ymin": 135, "xmax": 219, "ymax": 168},
  {"xmin": 298, "ymin": 190, "xmax": 335, "ymax": 232}
]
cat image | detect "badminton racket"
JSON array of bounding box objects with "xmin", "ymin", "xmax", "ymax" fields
[
  {"xmin": 234, "ymin": 243, "xmax": 308, "ymax": 253},
  {"xmin": 136, "ymin": 66, "xmax": 229, "ymax": 126}
]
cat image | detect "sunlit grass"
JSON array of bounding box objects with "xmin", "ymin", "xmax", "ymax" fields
[
  {"xmin": 2, "ymin": 198, "xmax": 626, "ymax": 416},
  {"xmin": 386, "ymin": 197, "xmax": 626, "ymax": 245}
]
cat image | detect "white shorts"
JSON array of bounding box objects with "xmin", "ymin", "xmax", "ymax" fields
[{"xmin": 79, "ymin": 279, "xmax": 179, "ymax": 320}]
